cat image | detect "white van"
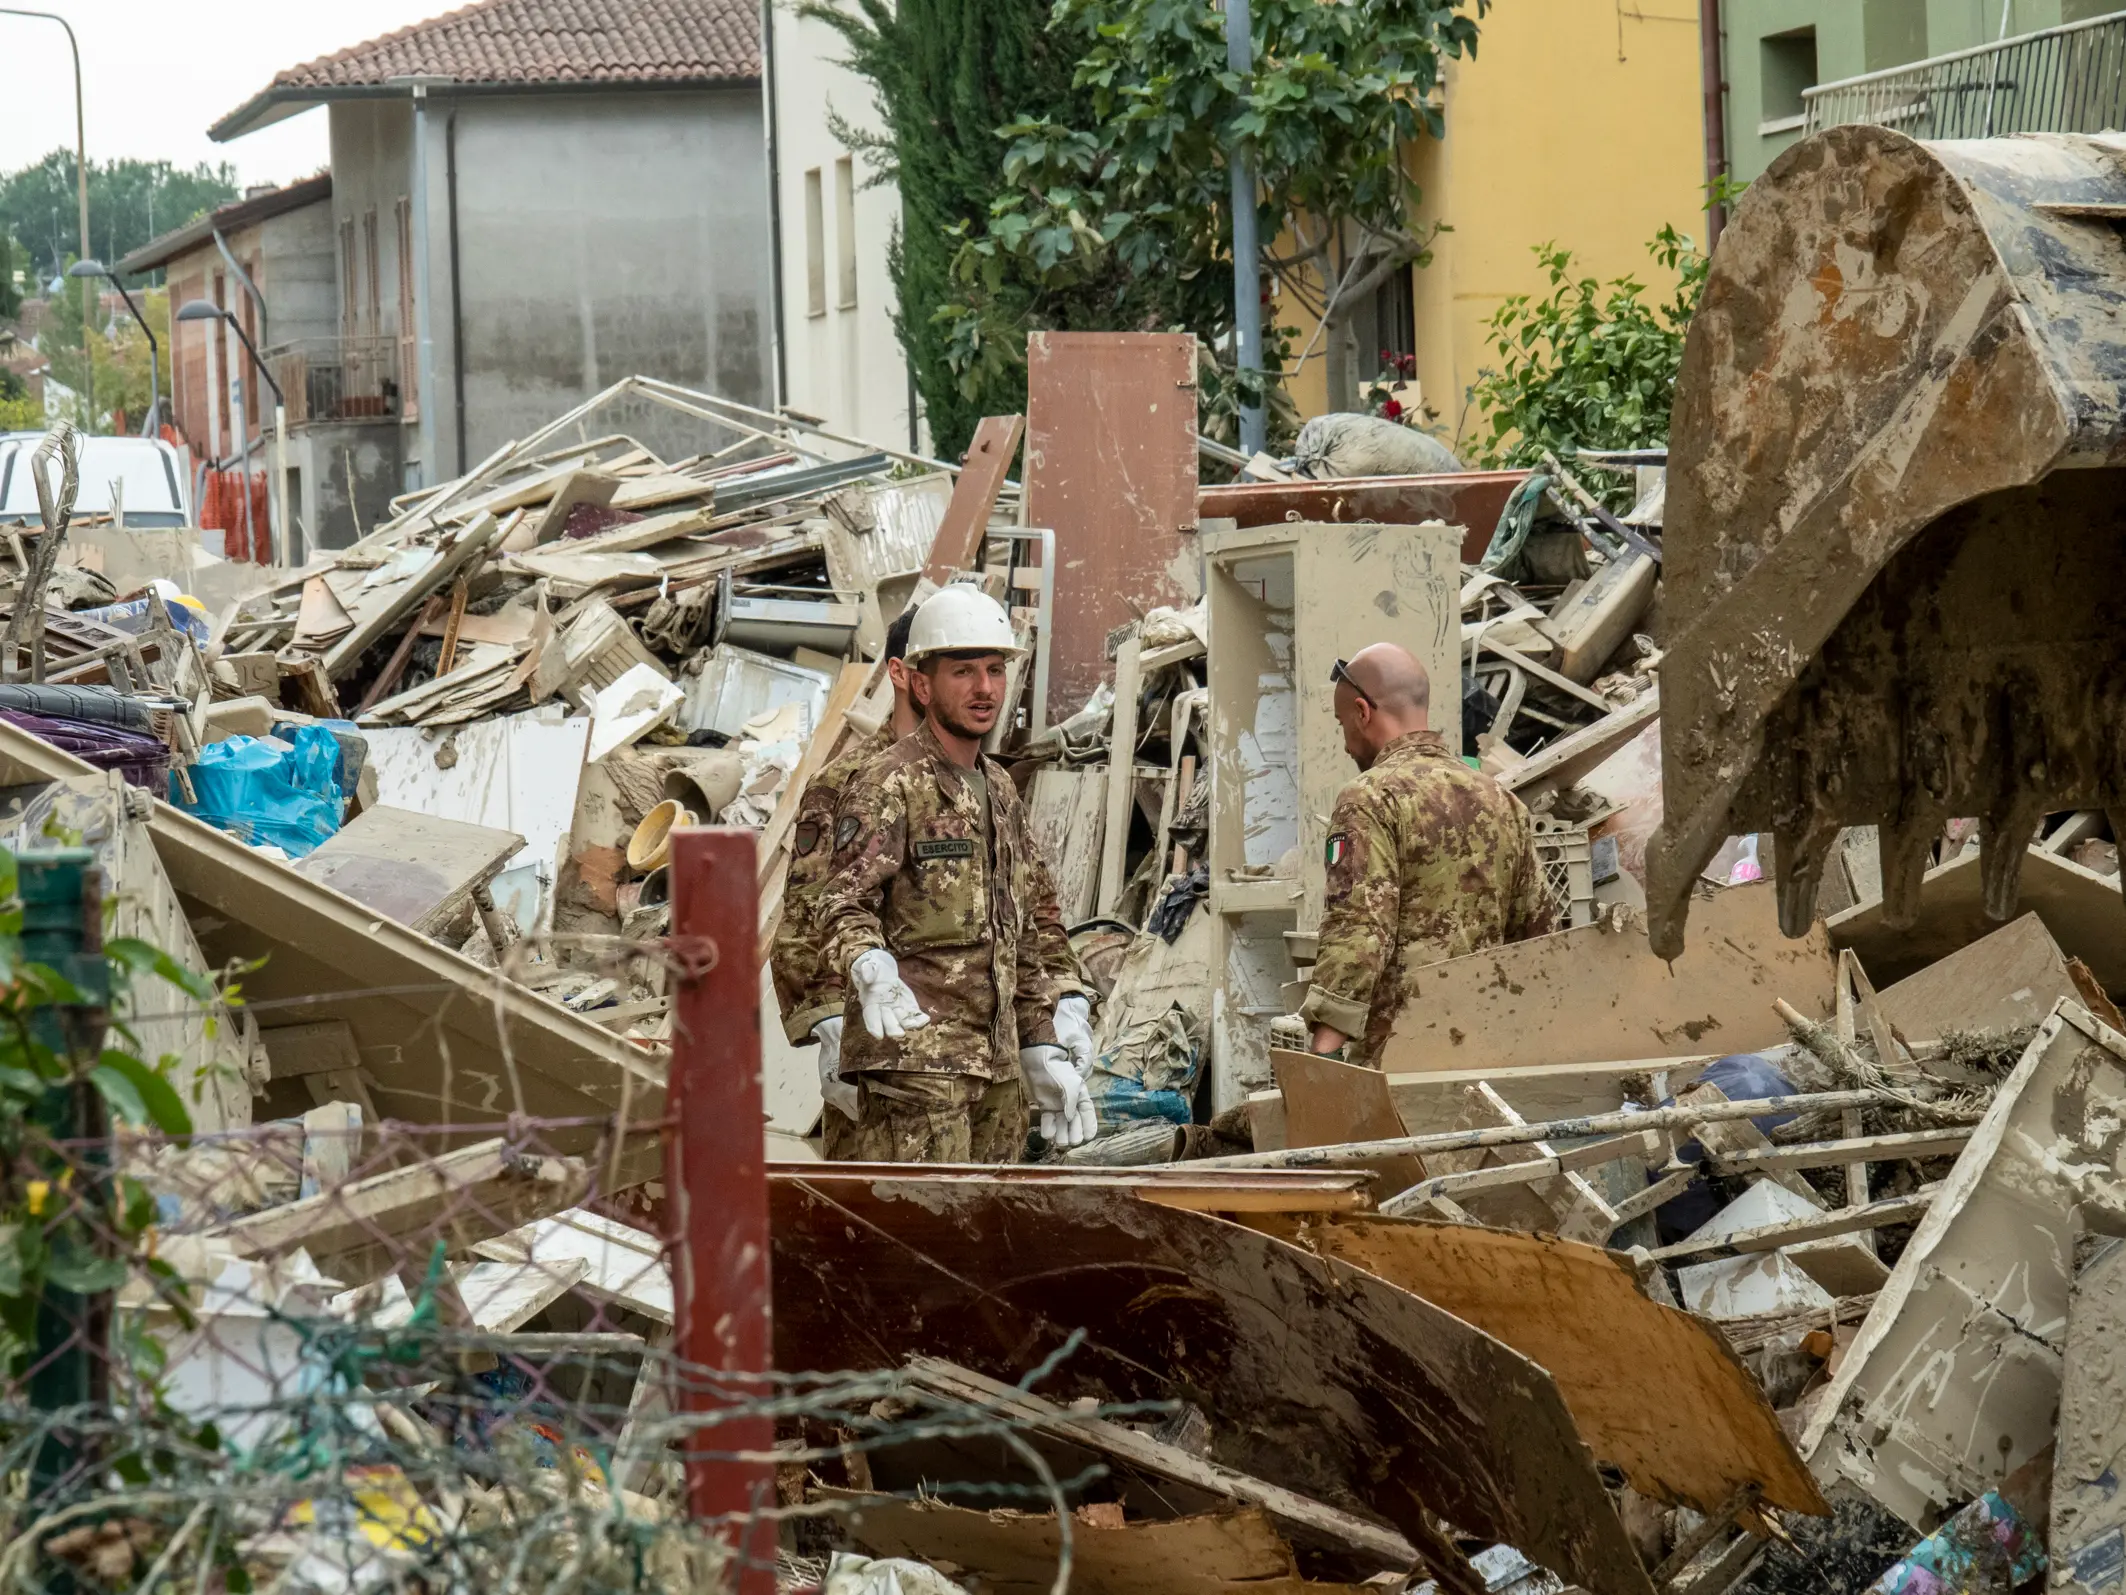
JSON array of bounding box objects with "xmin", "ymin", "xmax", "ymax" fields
[{"xmin": 0, "ymin": 434, "xmax": 192, "ymax": 528}]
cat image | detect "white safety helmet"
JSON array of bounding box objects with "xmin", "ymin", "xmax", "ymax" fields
[{"xmin": 903, "ymin": 584, "xmax": 1025, "ymax": 664}]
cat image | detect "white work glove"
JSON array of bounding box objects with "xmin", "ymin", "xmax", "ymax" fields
[
  {"xmin": 850, "ymin": 949, "xmax": 930, "ymax": 1041},
  {"xmin": 812, "ymin": 1016, "xmax": 860, "ymax": 1120},
  {"xmin": 1022, "ymin": 1044, "xmax": 1098, "ymax": 1149},
  {"xmin": 1053, "ymin": 994, "xmax": 1098, "ymax": 1080}
]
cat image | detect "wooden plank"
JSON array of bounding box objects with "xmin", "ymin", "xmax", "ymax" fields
[
  {"xmin": 1292, "ymin": 1218, "xmax": 1825, "ymax": 1518},
  {"xmin": 1498, "ymin": 689, "xmax": 1661, "ymax": 797},
  {"xmin": 754, "ymin": 659, "xmax": 879, "ymax": 958},
  {"xmin": 1871, "ymin": 911, "xmax": 2084, "ymax": 1042},
  {"xmin": 1025, "ymin": 334, "xmax": 1197, "ymax": 723},
  {"xmin": 1801, "ymin": 1003, "xmax": 2126, "ymax": 1525},
  {"xmin": 1025, "ymin": 767, "xmax": 1106, "ymax": 922},
  {"xmin": 1708, "ymin": 1127, "xmax": 1974, "ymax": 1177},
  {"xmin": 292, "ymin": 805, "xmax": 523, "ymax": 937},
  {"xmin": 1271, "ymin": 1050, "xmax": 1406, "ymax": 1148},
  {"xmin": 1376, "ymin": 882, "xmax": 1836, "ymax": 1076},
  {"xmin": 924, "ymin": 414, "xmax": 1023, "ymax": 582},
  {"xmin": 1386, "ymin": 1055, "xmax": 1714, "ymax": 1136},
  {"xmin": 1646, "ymin": 1191, "xmax": 1934, "ymax": 1263},
  {"xmin": 773, "ymin": 1170, "xmax": 1660, "ymax": 1595},
  {"xmin": 905, "ymin": 1359, "xmax": 1418, "ymax": 1566},
  {"xmin": 435, "ymin": 575, "xmax": 470, "ymax": 675},
  {"xmin": 1381, "ymin": 1131, "xmax": 1659, "ymax": 1212},
  {"xmin": 1095, "ymin": 634, "xmax": 1144, "ymax": 916},
  {"xmin": 1480, "ymin": 634, "xmax": 1615, "ymax": 712},
  {"xmin": 1828, "ymin": 845, "xmax": 2126, "ymax": 989},
  {"xmin": 324, "ymin": 512, "xmax": 502, "ymax": 679},
  {"xmin": 211, "ymin": 1138, "xmax": 591, "ymax": 1278}
]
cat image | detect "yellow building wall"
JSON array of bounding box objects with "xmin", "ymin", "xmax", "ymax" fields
[{"xmin": 1279, "ymin": 0, "xmax": 1707, "ymax": 458}]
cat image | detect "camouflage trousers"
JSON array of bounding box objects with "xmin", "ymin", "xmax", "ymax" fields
[{"xmin": 825, "ymin": 1071, "xmax": 1028, "ymax": 1164}]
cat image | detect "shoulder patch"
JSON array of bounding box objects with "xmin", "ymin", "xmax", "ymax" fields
[
  {"xmin": 1325, "ymin": 832, "xmax": 1350, "ymax": 870},
  {"xmin": 913, "ymin": 837, "xmax": 977, "ymax": 861},
  {"xmin": 835, "ymin": 814, "xmax": 863, "ymax": 851},
  {"xmin": 793, "ymin": 820, "xmax": 821, "ymax": 858}
]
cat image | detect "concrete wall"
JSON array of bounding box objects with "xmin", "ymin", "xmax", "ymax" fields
[
  {"xmin": 326, "ymin": 89, "xmax": 774, "ymax": 483},
  {"xmin": 768, "ymin": 3, "xmax": 922, "ymax": 454},
  {"xmin": 1279, "ymin": 0, "xmax": 1707, "ymax": 456},
  {"xmin": 258, "ymin": 200, "xmax": 339, "ymax": 350},
  {"xmin": 435, "ymin": 89, "xmax": 774, "ymax": 474},
  {"xmin": 291, "ymin": 419, "xmax": 401, "ymax": 556}
]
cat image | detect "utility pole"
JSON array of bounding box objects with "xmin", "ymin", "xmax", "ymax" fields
[
  {"xmin": 1226, "ymin": 0, "xmax": 1264, "ymax": 456},
  {"xmin": 1, "ymin": 10, "xmax": 93, "ymax": 431}
]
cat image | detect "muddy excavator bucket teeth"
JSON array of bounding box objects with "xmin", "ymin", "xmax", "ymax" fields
[{"xmin": 1648, "ymin": 124, "xmax": 2126, "ymax": 959}]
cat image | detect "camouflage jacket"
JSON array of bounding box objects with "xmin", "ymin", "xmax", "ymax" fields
[
  {"xmin": 769, "ymin": 724, "xmax": 895, "ymax": 1045},
  {"xmin": 815, "ymin": 722, "xmax": 1080, "ymax": 1078},
  {"xmin": 1301, "ymin": 729, "xmax": 1552, "ymax": 1065}
]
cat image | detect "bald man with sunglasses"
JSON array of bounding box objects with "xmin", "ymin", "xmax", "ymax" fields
[{"xmin": 1303, "ymin": 644, "xmax": 1552, "ymax": 1066}]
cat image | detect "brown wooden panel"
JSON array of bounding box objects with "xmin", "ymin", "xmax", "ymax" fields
[
  {"xmin": 1198, "ymin": 472, "xmax": 1529, "ymax": 562},
  {"xmin": 1025, "ymin": 332, "xmax": 1198, "ymax": 723}
]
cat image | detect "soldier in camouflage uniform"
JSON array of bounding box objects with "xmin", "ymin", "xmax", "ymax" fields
[
  {"xmin": 813, "ymin": 587, "xmax": 1098, "ymax": 1163},
  {"xmin": 1302, "ymin": 643, "xmax": 1552, "ymax": 1067},
  {"xmin": 770, "ymin": 608, "xmax": 921, "ymax": 1160}
]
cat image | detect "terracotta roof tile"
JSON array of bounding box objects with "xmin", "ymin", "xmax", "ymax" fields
[{"xmin": 269, "ymin": 0, "xmax": 757, "ymax": 91}]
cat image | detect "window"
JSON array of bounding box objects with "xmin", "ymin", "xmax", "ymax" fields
[
  {"xmin": 835, "ymin": 156, "xmax": 858, "ymax": 309},
  {"xmin": 1760, "ymin": 27, "xmax": 1818, "ymax": 134},
  {"xmin": 362, "ymin": 206, "xmax": 381, "ymax": 336},
  {"xmin": 804, "ymin": 167, "xmax": 827, "ymax": 318}
]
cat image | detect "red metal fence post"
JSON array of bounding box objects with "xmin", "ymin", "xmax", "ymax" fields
[{"xmin": 665, "ymin": 827, "xmax": 776, "ymax": 1590}]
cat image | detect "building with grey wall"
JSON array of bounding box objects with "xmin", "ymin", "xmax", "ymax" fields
[{"xmin": 207, "ymin": 0, "xmax": 773, "ymax": 545}]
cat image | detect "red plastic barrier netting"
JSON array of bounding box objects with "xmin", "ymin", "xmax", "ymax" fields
[{"xmin": 197, "ymin": 468, "xmax": 271, "ymax": 564}]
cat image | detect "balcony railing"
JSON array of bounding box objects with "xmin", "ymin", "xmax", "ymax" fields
[
  {"xmin": 266, "ymin": 334, "xmax": 407, "ymax": 426},
  {"xmin": 1805, "ymin": 11, "xmax": 2126, "ymax": 140}
]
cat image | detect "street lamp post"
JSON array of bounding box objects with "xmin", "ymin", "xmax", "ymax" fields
[
  {"xmin": 0, "ymin": 9, "xmax": 91, "ymax": 432},
  {"xmin": 176, "ymin": 300, "xmax": 288, "ymax": 566},
  {"xmin": 69, "ymin": 260, "xmax": 158, "ymax": 437}
]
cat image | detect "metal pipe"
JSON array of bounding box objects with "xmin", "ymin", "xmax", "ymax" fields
[
  {"xmin": 665, "ymin": 827, "xmax": 775, "ymax": 1588},
  {"xmin": 446, "ymin": 107, "xmax": 467, "ymax": 478},
  {"xmin": 1183, "ymin": 1088, "xmax": 1907, "ymax": 1172},
  {"xmin": 761, "ymin": 0, "xmax": 790, "ymax": 410},
  {"xmin": 407, "ymin": 80, "xmax": 443, "ymax": 487},
  {"xmin": 0, "ymin": 11, "xmax": 91, "ymax": 430},
  {"xmin": 1700, "ymin": 0, "xmax": 1727, "ymax": 248},
  {"xmin": 1226, "ymin": 0, "xmax": 1264, "ymax": 455},
  {"xmin": 210, "ymin": 227, "xmax": 268, "ymax": 349}
]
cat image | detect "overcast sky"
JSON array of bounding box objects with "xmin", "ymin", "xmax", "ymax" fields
[{"xmin": 0, "ymin": 1, "xmax": 453, "ymax": 187}]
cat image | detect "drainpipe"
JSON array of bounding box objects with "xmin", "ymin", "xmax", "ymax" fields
[
  {"xmin": 392, "ymin": 75, "xmax": 453, "ymax": 488},
  {"xmin": 1226, "ymin": 0, "xmax": 1264, "ymax": 456},
  {"xmin": 447, "ymin": 107, "xmax": 468, "ymax": 478},
  {"xmin": 1700, "ymin": 0, "xmax": 1729, "ymax": 248},
  {"xmin": 761, "ymin": 0, "xmax": 789, "ymax": 409}
]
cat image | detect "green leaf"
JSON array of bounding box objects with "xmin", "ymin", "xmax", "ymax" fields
[
  {"xmin": 90, "ymin": 1064, "xmax": 149, "ymax": 1127},
  {"xmin": 95, "ymin": 1051, "xmax": 193, "ymax": 1136},
  {"xmin": 45, "ymin": 1233, "xmax": 126, "ymax": 1294},
  {"xmin": 0, "ymin": 1223, "xmax": 22, "ymax": 1297},
  {"xmin": 106, "ymin": 937, "xmax": 217, "ymax": 1004}
]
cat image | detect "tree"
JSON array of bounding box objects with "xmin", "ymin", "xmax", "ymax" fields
[
  {"xmin": 0, "ymin": 232, "xmax": 20, "ymax": 321},
  {"xmin": 797, "ymin": 0, "xmax": 1121, "ymax": 455},
  {"xmin": 942, "ymin": 0, "xmax": 1487, "ymax": 416},
  {"xmin": 0, "ymin": 152, "xmax": 238, "ymax": 287},
  {"xmin": 35, "ymin": 260, "xmax": 169, "ymax": 432},
  {"xmin": 1466, "ymin": 227, "xmax": 1707, "ymax": 473}
]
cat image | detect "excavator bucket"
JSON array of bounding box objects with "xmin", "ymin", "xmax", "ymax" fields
[{"xmin": 1647, "ymin": 123, "xmax": 2126, "ymax": 960}]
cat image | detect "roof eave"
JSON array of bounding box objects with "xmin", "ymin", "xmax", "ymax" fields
[{"xmin": 210, "ymin": 74, "xmax": 761, "ymax": 142}]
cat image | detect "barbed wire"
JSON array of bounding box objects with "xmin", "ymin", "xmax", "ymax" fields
[{"xmin": 1, "ymin": 1118, "xmax": 1171, "ymax": 1595}]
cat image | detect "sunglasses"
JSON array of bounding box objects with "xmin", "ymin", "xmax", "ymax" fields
[{"xmin": 1330, "ymin": 658, "xmax": 1374, "ymax": 708}]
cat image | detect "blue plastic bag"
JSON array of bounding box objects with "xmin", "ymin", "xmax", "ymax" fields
[
  {"xmin": 1087, "ymin": 1005, "xmax": 1202, "ymax": 1129},
  {"xmin": 174, "ymin": 725, "xmax": 344, "ymax": 857}
]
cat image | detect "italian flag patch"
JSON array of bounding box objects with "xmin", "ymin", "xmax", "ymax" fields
[{"xmin": 1325, "ymin": 833, "xmax": 1349, "ymax": 869}]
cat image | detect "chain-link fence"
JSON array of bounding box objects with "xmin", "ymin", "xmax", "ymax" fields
[{"xmin": 0, "ymin": 1111, "xmax": 1141, "ymax": 1595}]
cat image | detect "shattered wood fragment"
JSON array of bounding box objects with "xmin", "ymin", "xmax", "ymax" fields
[{"xmin": 771, "ymin": 1167, "xmax": 1659, "ymax": 1595}]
